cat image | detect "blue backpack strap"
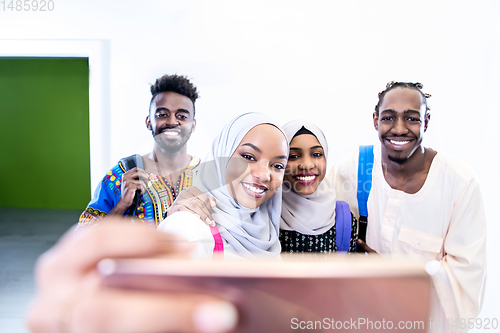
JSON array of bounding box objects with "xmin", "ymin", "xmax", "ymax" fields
[
  {"xmin": 357, "ymin": 145, "xmax": 374, "ymax": 243},
  {"xmin": 335, "ymin": 201, "xmax": 352, "ymax": 252}
]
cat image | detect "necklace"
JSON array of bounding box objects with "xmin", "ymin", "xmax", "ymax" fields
[{"xmin": 152, "ymin": 150, "xmax": 184, "ymax": 198}]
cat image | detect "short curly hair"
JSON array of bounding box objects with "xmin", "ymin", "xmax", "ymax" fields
[
  {"xmin": 149, "ymin": 74, "xmax": 199, "ymax": 116},
  {"xmin": 375, "ymin": 81, "xmax": 431, "ymax": 115}
]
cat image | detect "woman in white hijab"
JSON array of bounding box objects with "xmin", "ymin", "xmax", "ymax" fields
[
  {"xmin": 279, "ymin": 120, "xmax": 357, "ymax": 253},
  {"xmin": 158, "ymin": 113, "xmax": 288, "ymax": 259}
]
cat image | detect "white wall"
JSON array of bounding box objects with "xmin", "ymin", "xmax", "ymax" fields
[{"xmin": 1, "ymin": 0, "xmax": 498, "ymax": 327}]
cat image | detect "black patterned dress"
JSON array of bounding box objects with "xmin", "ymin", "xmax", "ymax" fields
[{"xmin": 280, "ymin": 214, "xmax": 358, "ymax": 253}]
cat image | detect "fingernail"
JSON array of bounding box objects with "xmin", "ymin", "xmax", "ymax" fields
[
  {"xmin": 193, "ymin": 301, "xmax": 238, "ymax": 333},
  {"xmin": 206, "ymin": 217, "xmax": 214, "ymax": 226}
]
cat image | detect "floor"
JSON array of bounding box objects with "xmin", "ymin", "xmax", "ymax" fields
[{"xmin": 0, "ymin": 207, "xmax": 79, "ymax": 333}]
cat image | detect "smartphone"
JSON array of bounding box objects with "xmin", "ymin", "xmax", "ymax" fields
[{"xmin": 100, "ymin": 256, "xmax": 431, "ymax": 332}]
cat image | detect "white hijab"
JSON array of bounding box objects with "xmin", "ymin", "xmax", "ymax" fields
[
  {"xmin": 195, "ymin": 112, "xmax": 287, "ymax": 258},
  {"xmin": 280, "ymin": 120, "xmax": 337, "ymax": 235}
]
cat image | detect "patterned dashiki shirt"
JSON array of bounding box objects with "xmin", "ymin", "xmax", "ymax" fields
[{"xmin": 78, "ymin": 155, "xmax": 201, "ymax": 227}]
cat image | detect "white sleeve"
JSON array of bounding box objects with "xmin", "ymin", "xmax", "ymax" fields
[
  {"xmin": 329, "ymin": 151, "xmax": 360, "ymax": 218},
  {"xmin": 157, "ymin": 211, "xmax": 215, "ymax": 260},
  {"xmin": 432, "ymin": 177, "xmax": 487, "ymax": 333}
]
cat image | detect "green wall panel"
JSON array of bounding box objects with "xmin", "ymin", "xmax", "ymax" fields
[{"xmin": 0, "ymin": 57, "xmax": 90, "ymax": 210}]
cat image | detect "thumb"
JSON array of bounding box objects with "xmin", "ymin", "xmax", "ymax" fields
[
  {"xmin": 209, "ymin": 197, "xmax": 217, "ymax": 208},
  {"xmin": 357, "ymin": 239, "xmax": 369, "ymax": 252}
]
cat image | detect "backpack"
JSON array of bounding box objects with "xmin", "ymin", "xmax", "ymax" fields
[
  {"xmin": 335, "ymin": 200, "xmax": 353, "ymax": 252},
  {"xmin": 118, "ymin": 154, "xmax": 144, "ymax": 217},
  {"xmin": 357, "ymin": 145, "xmax": 374, "ymax": 244},
  {"xmin": 210, "ymin": 226, "xmax": 224, "ymax": 258}
]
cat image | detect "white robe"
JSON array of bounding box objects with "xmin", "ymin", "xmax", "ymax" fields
[{"xmin": 329, "ymin": 144, "xmax": 487, "ymax": 333}]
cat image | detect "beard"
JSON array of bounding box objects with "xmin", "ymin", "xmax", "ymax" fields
[
  {"xmin": 382, "ymin": 133, "xmax": 420, "ymax": 165},
  {"xmin": 387, "ymin": 154, "xmax": 410, "ymax": 164},
  {"xmin": 152, "ymin": 124, "xmax": 193, "ymax": 154},
  {"xmin": 386, "ymin": 143, "xmax": 420, "ymax": 164}
]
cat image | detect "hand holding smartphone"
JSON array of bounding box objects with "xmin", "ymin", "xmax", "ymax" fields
[{"xmin": 100, "ymin": 256, "xmax": 431, "ymax": 332}]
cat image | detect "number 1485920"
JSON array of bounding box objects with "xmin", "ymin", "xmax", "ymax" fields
[{"xmin": 2, "ymin": 0, "xmax": 54, "ymax": 11}]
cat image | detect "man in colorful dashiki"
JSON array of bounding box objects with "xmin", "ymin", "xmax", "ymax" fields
[{"xmin": 78, "ymin": 74, "xmax": 201, "ymax": 227}]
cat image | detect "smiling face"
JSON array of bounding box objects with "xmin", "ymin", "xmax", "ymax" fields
[
  {"xmin": 373, "ymin": 87, "xmax": 430, "ymax": 164},
  {"xmin": 224, "ymin": 124, "xmax": 288, "ymax": 209},
  {"xmin": 146, "ymin": 91, "xmax": 196, "ymax": 154},
  {"xmin": 284, "ymin": 134, "xmax": 327, "ymax": 195}
]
